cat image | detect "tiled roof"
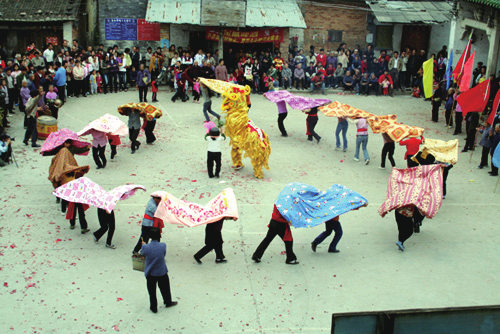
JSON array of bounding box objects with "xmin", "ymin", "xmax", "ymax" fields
[
  {"xmin": 366, "ymin": 1, "xmax": 452, "ymax": 24},
  {"xmin": 0, "ymin": 0, "xmax": 81, "ymax": 22},
  {"xmin": 466, "ymin": 0, "xmax": 500, "ymax": 9}
]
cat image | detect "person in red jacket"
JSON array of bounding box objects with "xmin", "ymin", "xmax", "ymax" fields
[
  {"xmin": 378, "ymin": 70, "xmax": 394, "ymax": 97},
  {"xmin": 316, "ymin": 48, "xmax": 327, "ymax": 68},
  {"xmin": 252, "ymin": 205, "xmax": 298, "ymax": 265},
  {"xmin": 399, "ymin": 135, "xmax": 424, "ymax": 167},
  {"xmin": 171, "ymin": 68, "xmax": 194, "ymax": 102}
]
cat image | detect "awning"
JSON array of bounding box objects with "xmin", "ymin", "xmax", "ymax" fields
[
  {"xmin": 246, "ymin": 0, "xmax": 306, "ymax": 28},
  {"xmin": 146, "ymin": 0, "xmax": 307, "ymax": 28},
  {"xmin": 146, "ymin": 0, "xmax": 201, "ymax": 25},
  {"xmin": 366, "ymin": 1, "xmax": 452, "ymax": 24}
]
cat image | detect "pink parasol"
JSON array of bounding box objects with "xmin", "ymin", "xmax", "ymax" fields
[
  {"xmin": 41, "ymin": 128, "xmax": 90, "ymax": 156},
  {"xmin": 53, "ymin": 177, "xmax": 146, "ymax": 213},
  {"xmin": 78, "ymin": 114, "xmax": 129, "ymax": 137},
  {"xmin": 154, "ymin": 188, "xmax": 239, "ymax": 227},
  {"xmin": 264, "ymin": 91, "xmax": 331, "ymax": 110}
]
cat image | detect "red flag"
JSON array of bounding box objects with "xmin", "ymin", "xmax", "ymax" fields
[
  {"xmin": 457, "ymin": 79, "xmax": 490, "ymax": 116},
  {"xmin": 487, "ymin": 88, "xmax": 500, "ymax": 125},
  {"xmin": 453, "ymin": 39, "xmax": 471, "ymax": 83},
  {"xmin": 459, "ymin": 50, "xmax": 475, "ymax": 92}
]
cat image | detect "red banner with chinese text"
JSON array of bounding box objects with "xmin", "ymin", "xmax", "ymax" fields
[{"xmin": 206, "ymin": 27, "xmax": 283, "ymax": 44}]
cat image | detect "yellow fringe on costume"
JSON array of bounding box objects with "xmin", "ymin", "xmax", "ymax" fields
[{"xmin": 199, "ymin": 78, "xmax": 271, "ymax": 179}]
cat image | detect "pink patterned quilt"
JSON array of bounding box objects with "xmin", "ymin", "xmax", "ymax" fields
[
  {"xmin": 378, "ymin": 165, "xmax": 443, "ymax": 219},
  {"xmin": 41, "ymin": 128, "xmax": 90, "ymax": 156},
  {"xmin": 53, "ymin": 177, "xmax": 146, "ymax": 212},
  {"xmin": 264, "ymin": 91, "xmax": 331, "ymax": 110},
  {"xmin": 154, "ymin": 188, "xmax": 239, "ymax": 227},
  {"xmin": 78, "ymin": 114, "xmax": 128, "ymax": 137}
]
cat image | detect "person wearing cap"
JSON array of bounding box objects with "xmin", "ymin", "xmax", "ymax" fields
[
  {"xmin": 133, "ymin": 194, "xmax": 163, "ymax": 255},
  {"xmin": 206, "ymin": 126, "xmax": 226, "ymax": 178},
  {"xmin": 140, "ymin": 227, "xmax": 178, "ymax": 313}
]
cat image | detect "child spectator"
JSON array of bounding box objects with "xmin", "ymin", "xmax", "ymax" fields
[
  {"xmin": 444, "ymin": 88, "xmax": 455, "ymax": 128},
  {"xmin": 193, "ymin": 81, "xmax": 200, "ymax": 104},
  {"xmin": 151, "ymin": 79, "xmax": 159, "ymax": 102},
  {"xmin": 227, "ymin": 73, "xmax": 237, "ymax": 84},
  {"xmin": 130, "ymin": 66, "xmax": 137, "ymax": 87},
  {"xmin": 90, "ymin": 70, "xmax": 98, "ymax": 95},
  {"xmin": 96, "ymin": 72, "xmax": 102, "ymax": 93},
  {"xmin": 478, "ymin": 120, "xmax": 492, "ymax": 169},
  {"xmin": 206, "ymin": 127, "xmax": 226, "ymax": 178},
  {"xmin": 45, "ymin": 84, "xmax": 59, "ymax": 119},
  {"xmin": 382, "ymin": 77, "xmax": 390, "ymax": 95}
]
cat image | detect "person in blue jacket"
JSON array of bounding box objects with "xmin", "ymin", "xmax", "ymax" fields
[{"xmin": 140, "ymin": 228, "xmax": 178, "ymax": 313}]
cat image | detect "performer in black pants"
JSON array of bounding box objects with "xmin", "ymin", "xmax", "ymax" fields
[
  {"xmin": 144, "ymin": 119, "xmax": 156, "ymax": 144},
  {"xmin": 66, "ymin": 202, "xmax": 89, "ymax": 234},
  {"xmin": 380, "ymin": 133, "xmax": 396, "ymax": 169},
  {"xmin": 194, "ymin": 218, "xmax": 233, "ymax": 264},
  {"xmin": 395, "ymin": 205, "xmax": 425, "ymax": 252},
  {"xmin": 304, "ymin": 107, "xmax": 321, "ymax": 143},
  {"xmin": 94, "ymin": 208, "xmax": 116, "ymax": 249},
  {"xmin": 252, "ymin": 205, "xmax": 298, "ymax": 264}
]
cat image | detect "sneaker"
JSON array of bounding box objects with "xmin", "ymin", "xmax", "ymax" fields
[
  {"xmin": 379, "ymin": 166, "xmax": 385, "ymax": 169},
  {"xmin": 215, "ymin": 258, "xmax": 227, "ymax": 263},
  {"xmin": 396, "ymin": 241, "xmax": 405, "ymax": 252},
  {"xmin": 251, "ymin": 256, "xmax": 261, "ymax": 263},
  {"xmin": 335, "ymin": 147, "xmax": 341, "ymax": 151},
  {"xmin": 343, "ymin": 148, "xmax": 347, "ymax": 152},
  {"xmin": 234, "ymin": 165, "xmax": 243, "ymax": 170},
  {"xmin": 286, "ymin": 260, "xmax": 300, "ymax": 265},
  {"xmin": 365, "ymin": 159, "xmax": 370, "ymax": 165},
  {"xmin": 328, "ymin": 249, "xmax": 340, "ymax": 253},
  {"xmin": 354, "ymin": 157, "xmax": 359, "ymax": 162},
  {"xmin": 105, "ymin": 244, "xmax": 116, "ymax": 249},
  {"xmin": 81, "ymin": 228, "xmax": 90, "ymax": 234},
  {"xmin": 70, "ymin": 225, "xmax": 75, "ymax": 230},
  {"xmin": 194, "ymin": 256, "xmax": 202, "ymax": 264},
  {"xmin": 93, "ymin": 234, "xmax": 98, "ymax": 243},
  {"xmin": 311, "ymin": 242, "xmax": 317, "ymax": 252}
]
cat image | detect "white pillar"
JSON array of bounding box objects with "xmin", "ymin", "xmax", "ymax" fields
[
  {"xmin": 63, "ymin": 21, "xmax": 73, "ymax": 43},
  {"xmin": 487, "ymin": 26, "xmax": 499, "ymax": 75},
  {"xmin": 449, "ymin": 18, "xmax": 457, "ymax": 52}
]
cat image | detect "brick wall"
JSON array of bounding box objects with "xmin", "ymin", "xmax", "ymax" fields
[{"xmin": 302, "ymin": 4, "xmax": 369, "ymax": 52}]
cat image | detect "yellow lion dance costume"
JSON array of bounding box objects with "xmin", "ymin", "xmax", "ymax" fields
[{"xmin": 199, "ymin": 78, "xmax": 271, "ymax": 179}]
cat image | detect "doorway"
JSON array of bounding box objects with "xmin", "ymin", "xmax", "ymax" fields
[{"xmin": 401, "ymin": 25, "xmax": 431, "ymax": 56}]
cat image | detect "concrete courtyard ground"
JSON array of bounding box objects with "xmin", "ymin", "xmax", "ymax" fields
[{"xmin": 0, "ymin": 88, "xmax": 499, "ymax": 333}]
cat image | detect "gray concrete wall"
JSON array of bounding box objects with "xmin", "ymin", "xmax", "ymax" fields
[{"xmin": 97, "ymin": 0, "xmax": 153, "ymax": 49}]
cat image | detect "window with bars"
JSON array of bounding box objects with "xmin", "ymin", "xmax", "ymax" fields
[
  {"xmin": 328, "ymin": 30, "xmax": 343, "ymax": 43},
  {"xmin": 376, "ymin": 25, "xmax": 394, "ymax": 49}
]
